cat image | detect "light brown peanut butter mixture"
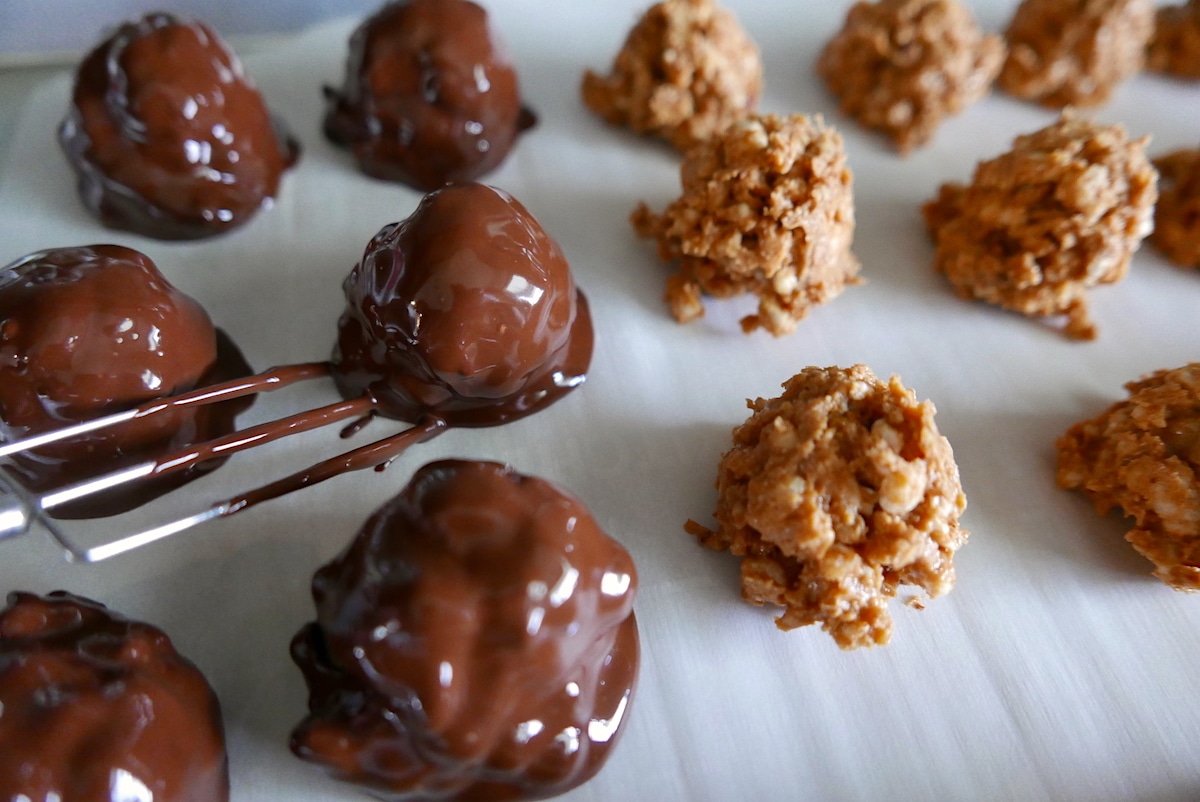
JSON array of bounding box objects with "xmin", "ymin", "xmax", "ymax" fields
[
  {"xmin": 922, "ymin": 113, "xmax": 1157, "ymax": 340},
  {"xmin": 688, "ymin": 365, "xmax": 968, "ymax": 650},
  {"xmin": 1151, "ymin": 148, "xmax": 1200, "ymax": 268},
  {"xmin": 1147, "ymin": 1, "xmax": 1200, "ymax": 79},
  {"xmin": 632, "ymin": 114, "xmax": 860, "ymax": 336},
  {"xmin": 817, "ymin": 0, "xmax": 1005, "ymax": 154},
  {"xmin": 1057, "ymin": 364, "xmax": 1200, "ymax": 591},
  {"xmin": 998, "ymin": 0, "xmax": 1155, "ymax": 107},
  {"xmin": 581, "ymin": 0, "xmax": 762, "ymax": 151}
]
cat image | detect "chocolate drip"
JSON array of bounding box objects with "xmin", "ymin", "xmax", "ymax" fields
[
  {"xmin": 324, "ymin": 0, "xmax": 535, "ymax": 190},
  {"xmin": 59, "ymin": 12, "xmax": 299, "ymax": 240},
  {"xmin": 0, "ymin": 591, "xmax": 229, "ymax": 801},
  {"xmin": 290, "ymin": 460, "xmax": 639, "ymax": 800}
]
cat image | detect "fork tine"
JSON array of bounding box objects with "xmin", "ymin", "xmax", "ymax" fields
[
  {"xmin": 0, "ymin": 362, "xmax": 330, "ymax": 460},
  {"xmin": 72, "ymin": 504, "xmax": 232, "ymax": 563},
  {"xmin": 19, "ymin": 390, "xmax": 373, "ymax": 518},
  {"xmin": 0, "ymin": 409, "xmax": 141, "ymax": 460},
  {"xmin": 0, "ymin": 470, "xmax": 73, "ymax": 558},
  {"xmin": 0, "ymin": 360, "xmax": 349, "ymax": 561},
  {"xmin": 0, "ymin": 472, "xmax": 35, "ymax": 544},
  {"xmin": 66, "ymin": 416, "xmax": 447, "ymax": 563}
]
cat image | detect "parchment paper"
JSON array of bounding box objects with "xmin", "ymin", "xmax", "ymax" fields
[{"xmin": 1, "ymin": 3, "xmax": 1198, "ymax": 800}]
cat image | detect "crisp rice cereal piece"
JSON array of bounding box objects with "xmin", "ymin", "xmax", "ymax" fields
[
  {"xmin": 688, "ymin": 365, "xmax": 968, "ymax": 649},
  {"xmin": 1056, "ymin": 364, "xmax": 1200, "ymax": 591},
  {"xmin": 581, "ymin": 0, "xmax": 761, "ymax": 151},
  {"xmin": 922, "ymin": 112, "xmax": 1157, "ymax": 340},
  {"xmin": 1147, "ymin": 0, "xmax": 1200, "ymax": 79},
  {"xmin": 632, "ymin": 113, "xmax": 860, "ymax": 336},
  {"xmin": 817, "ymin": 0, "xmax": 1006, "ymax": 154},
  {"xmin": 999, "ymin": 0, "xmax": 1155, "ymax": 108},
  {"xmin": 1150, "ymin": 148, "xmax": 1200, "ymax": 268}
]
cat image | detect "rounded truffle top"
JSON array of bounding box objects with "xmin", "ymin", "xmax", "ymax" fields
[
  {"xmin": 581, "ymin": 0, "xmax": 762, "ymax": 151},
  {"xmin": 0, "ymin": 245, "xmax": 216, "ymax": 425},
  {"xmin": 59, "ymin": 12, "xmax": 299, "ymax": 240},
  {"xmin": 0, "ymin": 591, "xmax": 229, "ymax": 801},
  {"xmin": 692, "ymin": 364, "xmax": 967, "ymax": 649},
  {"xmin": 291, "ymin": 459, "xmax": 639, "ymax": 799},
  {"xmin": 0, "ymin": 245, "xmax": 251, "ymax": 515},
  {"xmin": 332, "ymin": 183, "xmax": 592, "ymax": 427},
  {"xmin": 324, "ymin": 0, "xmax": 534, "ymax": 190}
]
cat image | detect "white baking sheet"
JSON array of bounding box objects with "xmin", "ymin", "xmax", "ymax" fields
[{"xmin": 1, "ymin": 2, "xmax": 1199, "ymax": 800}]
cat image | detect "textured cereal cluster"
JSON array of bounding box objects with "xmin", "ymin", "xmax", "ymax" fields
[
  {"xmin": 1151, "ymin": 149, "xmax": 1200, "ymax": 268},
  {"xmin": 1057, "ymin": 364, "xmax": 1200, "ymax": 591},
  {"xmin": 688, "ymin": 365, "xmax": 968, "ymax": 650},
  {"xmin": 581, "ymin": 0, "xmax": 762, "ymax": 151},
  {"xmin": 922, "ymin": 113, "xmax": 1158, "ymax": 340},
  {"xmin": 632, "ymin": 114, "xmax": 860, "ymax": 336},
  {"xmin": 818, "ymin": 0, "xmax": 1005, "ymax": 154},
  {"xmin": 999, "ymin": 0, "xmax": 1155, "ymax": 107},
  {"xmin": 1147, "ymin": 0, "xmax": 1200, "ymax": 79}
]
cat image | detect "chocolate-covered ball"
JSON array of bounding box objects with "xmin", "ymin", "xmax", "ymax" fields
[
  {"xmin": 0, "ymin": 245, "xmax": 251, "ymax": 517},
  {"xmin": 0, "ymin": 591, "xmax": 229, "ymax": 801},
  {"xmin": 331, "ymin": 183, "xmax": 592, "ymax": 427},
  {"xmin": 290, "ymin": 459, "xmax": 639, "ymax": 801},
  {"xmin": 59, "ymin": 13, "xmax": 299, "ymax": 240},
  {"xmin": 324, "ymin": 0, "xmax": 535, "ymax": 190}
]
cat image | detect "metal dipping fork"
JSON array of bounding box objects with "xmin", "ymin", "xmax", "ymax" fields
[{"xmin": 0, "ymin": 363, "xmax": 446, "ymax": 563}]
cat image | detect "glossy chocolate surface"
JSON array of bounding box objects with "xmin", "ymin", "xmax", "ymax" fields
[
  {"xmin": 0, "ymin": 591, "xmax": 229, "ymax": 801},
  {"xmin": 324, "ymin": 0, "xmax": 535, "ymax": 190},
  {"xmin": 290, "ymin": 459, "xmax": 639, "ymax": 801},
  {"xmin": 331, "ymin": 183, "xmax": 592, "ymax": 428},
  {"xmin": 59, "ymin": 12, "xmax": 299, "ymax": 240},
  {"xmin": 0, "ymin": 184, "xmax": 590, "ymax": 522},
  {"xmin": 0, "ymin": 245, "xmax": 251, "ymax": 517}
]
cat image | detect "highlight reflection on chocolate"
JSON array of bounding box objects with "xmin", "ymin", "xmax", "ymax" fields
[
  {"xmin": 0, "ymin": 591, "xmax": 229, "ymax": 801},
  {"xmin": 0, "ymin": 184, "xmax": 590, "ymax": 541},
  {"xmin": 324, "ymin": 0, "xmax": 535, "ymax": 191},
  {"xmin": 290, "ymin": 459, "xmax": 639, "ymax": 801},
  {"xmin": 0, "ymin": 245, "xmax": 252, "ymax": 518},
  {"xmin": 59, "ymin": 13, "xmax": 299, "ymax": 240}
]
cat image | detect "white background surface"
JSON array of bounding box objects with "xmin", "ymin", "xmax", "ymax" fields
[
  {"xmin": 1, "ymin": 2, "xmax": 1199, "ymax": 800},
  {"xmin": 0, "ymin": 0, "xmax": 380, "ymax": 60}
]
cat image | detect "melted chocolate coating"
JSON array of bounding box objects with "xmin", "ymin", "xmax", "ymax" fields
[
  {"xmin": 331, "ymin": 183, "xmax": 592, "ymax": 427},
  {"xmin": 324, "ymin": 0, "xmax": 535, "ymax": 190},
  {"xmin": 290, "ymin": 459, "xmax": 639, "ymax": 801},
  {"xmin": 0, "ymin": 591, "xmax": 229, "ymax": 801},
  {"xmin": 0, "ymin": 245, "xmax": 252, "ymax": 517},
  {"xmin": 59, "ymin": 13, "xmax": 299, "ymax": 240}
]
